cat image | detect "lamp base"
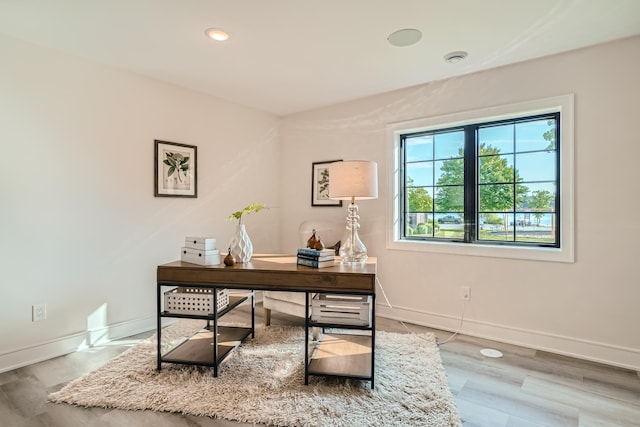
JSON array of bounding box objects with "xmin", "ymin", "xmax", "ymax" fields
[
  {"xmin": 340, "ymin": 254, "xmax": 367, "ymax": 265},
  {"xmin": 339, "ymin": 201, "xmax": 368, "ymax": 264}
]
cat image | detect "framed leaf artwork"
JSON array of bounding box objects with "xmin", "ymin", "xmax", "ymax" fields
[
  {"xmin": 154, "ymin": 140, "xmax": 197, "ymax": 197},
  {"xmin": 311, "ymin": 160, "xmax": 342, "ymax": 207}
]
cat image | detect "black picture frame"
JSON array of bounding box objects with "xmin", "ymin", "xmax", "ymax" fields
[
  {"xmin": 311, "ymin": 160, "xmax": 343, "ymax": 207},
  {"xmin": 154, "ymin": 140, "xmax": 197, "ymax": 198}
]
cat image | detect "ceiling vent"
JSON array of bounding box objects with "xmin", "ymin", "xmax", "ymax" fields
[{"xmin": 443, "ymin": 51, "xmax": 468, "ymax": 63}]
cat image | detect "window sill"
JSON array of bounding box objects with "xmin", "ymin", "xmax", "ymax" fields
[{"xmin": 387, "ymin": 238, "xmax": 574, "ymax": 263}]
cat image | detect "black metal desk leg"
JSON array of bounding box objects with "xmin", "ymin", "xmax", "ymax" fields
[
  {"xmin": 304, "ymin": 291, "xmax": 309, "ymax": 385},
  {"xmin": 156, "ymin": 284, "xmax": 162, "ymax": 371},
  {"xmin": 251, "ymin": 290, "xmax": 255, "ymax": 338},
  {"xmin": 213, "ymin": 289, "xmax": 218, "ymax": 377},
  {"xmin": 371, "ymin": 292, "xmax": 376, "ymax": 389}
]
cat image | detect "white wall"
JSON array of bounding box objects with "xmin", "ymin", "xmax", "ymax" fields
[
  {"xmin": 280, "ymin": 36, "xmax": 640, "ymax": 370},
  {"xmin": 0, "ymin": 35, "xmax": 280, "ymax": 372},
  {"xmin": 2, "ymin": 32, "xmax": 638, "ymax": 374}
]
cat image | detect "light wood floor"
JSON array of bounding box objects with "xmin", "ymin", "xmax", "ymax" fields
[{"xmin": 1, "ymin": 304, "xmax": 639, "ymax": 426}]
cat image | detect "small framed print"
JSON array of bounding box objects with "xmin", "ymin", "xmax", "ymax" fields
[
  {"xmin": 311, "ymin": 160, "xmax": 343, "ymax": 207},
  {"xmin": 154, "ymin": 140, "xmax": 197, "ymax": 198}
]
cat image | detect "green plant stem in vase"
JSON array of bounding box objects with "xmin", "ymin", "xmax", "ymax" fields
[{"xmin": 226, "ymin": 203, "xmax": 266, "ymax": 263}]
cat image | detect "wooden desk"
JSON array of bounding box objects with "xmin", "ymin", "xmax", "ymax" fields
[
  {"xmin": 157, "ymin": 255, "xmax": 376, "ymax": 292},
  {"xmin": 156, "ymin": 255, "xmax": 377, "ymax": 387}
]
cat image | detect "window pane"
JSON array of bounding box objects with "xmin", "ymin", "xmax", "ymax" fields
[
  {"xmin": 406, "ymin": 162, "xmax": 433, "ymax": 187},
  {"xmin": 479, "ymin": 213, "xmax": 506, "ymax": 231},
  {"xmin": 520, "ymin": 183, "xmax": 556, "ymax": 211},
  {"xmin": 515, "ymin": 119, "xmax": 555, "ymax": 152},
  {"xmin": 479, "ymin": 154, "xmax": 514, "ymax": 184},
  {"xmin": 516, "ymin": 151, "xmax": 556, "ymax": 182},
  {"xmin": 405, "ymin": 135, "xmax": 433, "ymax": 162},
  {"xmin": 405, "ymin": 213, "xmax": 419, "ymax": 236},
  {"xmin": 515, "ymin": 213, "xmax": 556, "ymax": 243},
  {"xmin": 435, "ymin": 186, "xmax": 464, "ymax": 212},
  {"xmin": 406, "ymin": 213, "xmax": 436, "ymax": 237},
  {"xmin": 479, "ymin": 124, "xmax": 513, "ymax": 154},
  {"xmin": 435, "ymin": 159, "xmax": 464, "ymax": 185},
  {"xmin": 435, "ymin": 218, "xmax": 464, "ymax": 239},
  {"xmin": 434, "ymin": 131, "xmax": 464, "ymax": 160},
  {"xmin": 406, "ymin": 186, "xmax": 433, "ymax": 213},
  {"xmin": 479, "ymin": 184, "xmax": 514, "ymax": 211},
  {"xmin": 479, "ymin": 213, "xmax": 514, "ymax": 241},
  {"xmin": 436, "ymin": 213, "xmax": 464, "ymax": 239}
]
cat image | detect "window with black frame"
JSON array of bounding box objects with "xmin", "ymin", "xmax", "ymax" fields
[{"xmin": 400, "ymin": 113, "xmax": 560, "ymax": 248}]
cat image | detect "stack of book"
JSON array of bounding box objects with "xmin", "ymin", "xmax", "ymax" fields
[{"xmin": 296, "ymin": 248, "xmax": 336, "ymax": 268}]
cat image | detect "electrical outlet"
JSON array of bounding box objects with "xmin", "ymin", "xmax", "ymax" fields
[
  {"xmin": 460, "ymin": 286, "xmax": 471, "ymax": 301},
  {"xmin": 32, "ymin": 304, "xmax": 47, "ymax": 322}
]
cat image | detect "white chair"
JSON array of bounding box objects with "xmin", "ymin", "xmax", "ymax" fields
[{"xmin": 263, "ymin": 219, "xmax": 343, "ymax": 326}]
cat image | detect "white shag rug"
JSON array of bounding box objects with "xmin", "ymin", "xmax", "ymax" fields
[{"xmin": 49, "ymin": 320, "xmax": 461, "ymax": 426}]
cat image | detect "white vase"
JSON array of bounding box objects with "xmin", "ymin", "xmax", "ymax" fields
[{"xmin": 229, "ymin": 224, "xmax": 253, "ymax": 263}]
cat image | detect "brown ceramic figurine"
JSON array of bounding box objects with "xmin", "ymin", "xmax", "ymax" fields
[
  {"xmin": 307, "ymin": 229, "xmax": 318, "ymax": 249},
  {"xmin": 313, "ymin": 236, "xmax": 325, "ymax": 250},
  {"xmin": 223, "ymin": 248, "xmax": 235, "ymax": 266}
]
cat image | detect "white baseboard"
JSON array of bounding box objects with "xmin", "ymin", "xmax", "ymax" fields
[
  {"xmin": 0, "ymin": 316, "xmax": 156, "ymax": 374},
  {"xmin": 4, "ymin": 306, "xmax": 637, "ymax": 374},
  {"xmin": 376, "ymin": 303, "xmax": 640, "ymax": 372}
]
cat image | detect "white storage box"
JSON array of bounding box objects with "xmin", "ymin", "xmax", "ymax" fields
[
  {"xmin": 184, "ymin": 236, "xmax": 217, "ymax": 251},
  {"xmin": 164, "ymin": 287, "xmax": 229, "ymax": 315},
  {"xmin": 180, "ymin": 247, "xmax": 220, "ymax": 265},
  {"xmin": 311, "ymin": 294, "xmax": 371, "ymax": 326}
]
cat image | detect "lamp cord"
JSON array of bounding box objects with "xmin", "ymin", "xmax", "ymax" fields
[{"xmin": 375, "ymin": 276, "xmax": 465, "ymax": 346}]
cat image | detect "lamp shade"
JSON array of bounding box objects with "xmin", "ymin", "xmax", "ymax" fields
[{"xmin": 328, "ymin": 161, "xmax": 378, "ymax": 200}]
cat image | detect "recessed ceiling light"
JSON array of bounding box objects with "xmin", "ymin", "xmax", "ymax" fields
[
  {"xmin": 443, "ymin": 51, "xmax": 468, "ymax": 63},
  {"xmin": 205, "ymin": 28, "xmax": 230, "ymax": 41},
  {"xmin": 387, "ymin": 29, "xmax": 422, "ymax": 47}
]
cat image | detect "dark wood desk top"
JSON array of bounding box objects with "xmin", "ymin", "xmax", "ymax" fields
[{"xmin": 157, "ymin": 255, "xmax": 376, "ymax": 293}]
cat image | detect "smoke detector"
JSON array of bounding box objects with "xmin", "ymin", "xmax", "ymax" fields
[{"xmin": 443, "ymin": 51, "xmax": 468, "ymax": 63}]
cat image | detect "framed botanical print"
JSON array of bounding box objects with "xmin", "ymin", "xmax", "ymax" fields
[
  {"xmin": 311, "ymin": 160, "xmax": 343, "ymax": 207},
  {"xmin": 154, "ymin": 140, "xmax": 197, "ymax": 197}
]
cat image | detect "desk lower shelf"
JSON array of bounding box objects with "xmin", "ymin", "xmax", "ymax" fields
[
  {"xmin": 162, "ymin": 326, "xmax": 252, "ymax": 366},
  {"xmin": 307, "ymin": 333, "xmax": 372, "ymax": 379}
]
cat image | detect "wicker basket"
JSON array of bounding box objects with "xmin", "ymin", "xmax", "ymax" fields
[{"xmin": 164, "ymin": 287, "xmax": 229, "ymax": 315}]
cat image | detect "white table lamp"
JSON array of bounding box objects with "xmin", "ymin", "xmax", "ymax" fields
[{"xmin": 329, "ymin": 160, "xmax": 378, "ymax": 264}]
